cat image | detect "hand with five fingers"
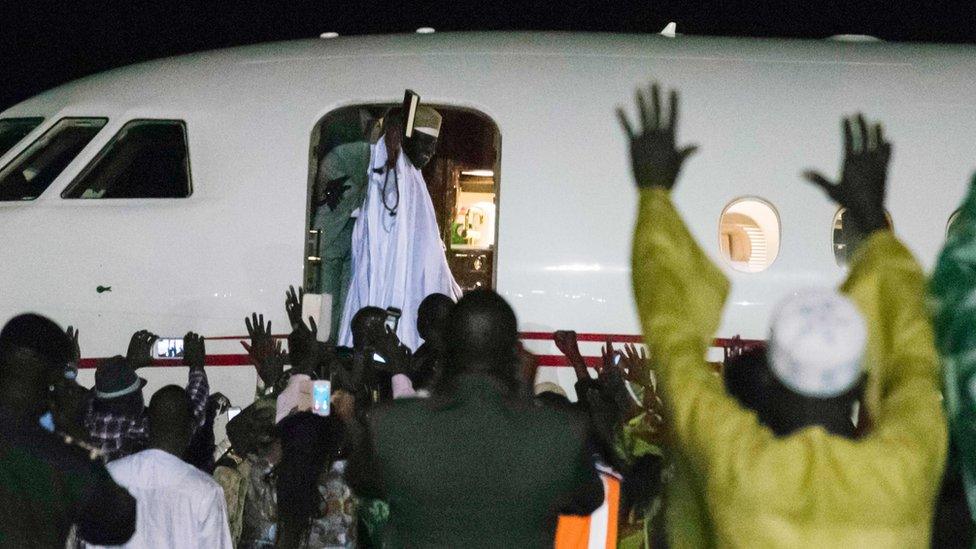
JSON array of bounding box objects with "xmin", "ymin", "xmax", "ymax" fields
[
  {"xmin": 803, "ymin": 114, "xmax": 891, "ymax": 236},
  {"xmin": 619, "ymin": 343, "xmax": 651, "ymax": 386},
  {"xmin": 285, "ymin": 285, "xmax": 305, "ymax": 330},
  {"xmin": 126, "ymin": 329, "xmax": 159, "ymax": 370},
  {"xmin": 241, "ymin": 313, "xmax": 286, "ymax": 388},
  {"xmin": 617, "ymin": 83, "xmax": 698, "ymax": 190},
  {"xmin": 183, "ymin": 332, "xmax": 206, "ymax": 370}
]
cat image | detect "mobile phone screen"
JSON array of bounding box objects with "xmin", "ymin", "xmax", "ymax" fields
[
  {"xmin": 153, "ymin": 338, "xmax": 184, "ymax": 359},
  {"xmin": 312, "ymin": 380, "xmax": 331, "ymax": 417}
]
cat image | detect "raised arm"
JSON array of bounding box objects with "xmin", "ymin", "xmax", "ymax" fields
[
  {"xmin": 624, "ymin": 84, "xmax": 755, "ymax": 464},
  {"xmin": 183, "ymin": 332, "xmax": 210, "ymax": 427}
]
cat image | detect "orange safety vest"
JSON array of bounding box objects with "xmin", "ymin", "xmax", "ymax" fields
[{"xmin": 555, "ymin": 467, "xmax": 621, "ymax": 549}]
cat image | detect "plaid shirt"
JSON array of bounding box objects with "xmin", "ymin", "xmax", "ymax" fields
[{"xmin": 85, "ymin": 368, "xmax": 210, "ymax": 461}]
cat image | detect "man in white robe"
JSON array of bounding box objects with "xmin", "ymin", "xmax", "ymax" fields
[{"xmin": 339, "ymin": 104, "xmax": 461, "ymax": 395}]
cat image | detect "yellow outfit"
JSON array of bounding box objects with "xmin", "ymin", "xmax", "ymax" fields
[{"xmin": 631, "ymin": 187, "xmax": 947, "ymax": 547}]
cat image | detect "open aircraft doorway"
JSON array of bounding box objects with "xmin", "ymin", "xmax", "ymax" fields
[{"xmin": 304, "ymin": 103, "xmax": 501, "ymax": 327}]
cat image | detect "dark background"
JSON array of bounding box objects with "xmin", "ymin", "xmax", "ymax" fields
[{"xmin": 3, "ymin": 0, "xmax": 976, "ymax": 111}]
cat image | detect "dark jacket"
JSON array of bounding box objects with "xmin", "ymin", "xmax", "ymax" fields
[{"xmin": 348, "ymin": 372, "xmax": 603, "ymax": 548}]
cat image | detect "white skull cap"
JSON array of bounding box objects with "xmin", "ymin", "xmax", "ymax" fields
[{"xmin": 767, "ymin": 288, "xmax": 867, "ymax": 398}]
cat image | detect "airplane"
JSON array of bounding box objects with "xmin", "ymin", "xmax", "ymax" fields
[{"xmin": 1, "ymin": 30, "xmax": 973, "ymax": 407}]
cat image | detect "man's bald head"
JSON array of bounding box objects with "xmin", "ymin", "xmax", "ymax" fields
[
  {"xmin": 0, "ymin": 313, "xmax": 72, "ymax": 382},
  {"xmin": 0, "ymin": 314, "xmax": 72, "ymax": 416},
  {"xmin": 351, "ymin": 306, "xmax": 387, "ymax": 350},
  {"xmin": 417, "ymin": 293, "xmax": 454, "ymax": 342},
  {"xmin": 444, "ymin": 290, "xmax": 519, "ymax": 381},
  {"xmin": 148, "ymin": 385, "xmax": 193, "ymax": 453}
]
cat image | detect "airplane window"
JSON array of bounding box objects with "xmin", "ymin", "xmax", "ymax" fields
[
  {"xmin": 0, "ymin": 118, "xmax": 44, "ymax": 158},
  {"xmin": 831, "ymin": 207, "xmax": 893, "ymax": 266},
  {"xmin": 718, "ymin": 197, "xmax": 780, "ymax": 273},
  {"xmin": 63, "ymin": 120, "xmax": 191, "ymax": 199},
  {"xmin": 0, "ymin": 118, "xmax": 107, "ymax": 201},
  {"xmin": 948, "ymin": 209, "xmax": 962, "ymax": 238}
]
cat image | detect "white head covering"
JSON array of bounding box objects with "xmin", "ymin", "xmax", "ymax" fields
[
  {"xmin": 276, "ymin": 374, "xmax": 311, "ymax": 423},
  {"xmin": 767, "ymin": 288, "xmax": 867, "ymax": 398}
]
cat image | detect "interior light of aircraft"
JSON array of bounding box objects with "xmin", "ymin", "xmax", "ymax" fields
[
  {"xmin": 460, "ymin": 169, "xmax": 494, "ymax": 177},
  {"xmin": 718, "ymin": 197, "xmax": 781, "ymax": 273},
  {"xmin": 416, "ymin": 27, "xmax": 436, "ymax": 34},
  {"xmin": 319, "ymin": 32, "xmax": 340, "ymax": 39},
  {"xmin": 829, "ymin": 34, "xmax": 882, "ymax": 42}
]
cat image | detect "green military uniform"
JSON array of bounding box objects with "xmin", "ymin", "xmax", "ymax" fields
[
  {"xmin": 313, "ymin": 141, "xmax": 371, "ymax": 342},
  {"xmin": 347, "ymin": 374, "xmax": 603, "ymax": 548}
]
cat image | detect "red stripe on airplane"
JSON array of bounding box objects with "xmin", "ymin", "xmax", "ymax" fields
[{"xmin": 76, "ymin": 335, "xmax": 763, "ymax": 369}]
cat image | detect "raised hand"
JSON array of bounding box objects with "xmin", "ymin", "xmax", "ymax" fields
[
  {"xmin": 803, "ymin": 114, "xmax": 891, "ymax": 235},
  {"xmin": 183, "ymin": 332, "xmax": 206, "ymax": 370},
  {"xmin": 126, "ymin": 329, "xmax": 158, "ymax": 370},
  {"xmin": 285, "ymin": 285, "xmax": 305, "ymax": 330},
  {"xmin": 554, "ymin": 330, "xmax": 590, "ymax": 381},
  {"xmin": 288, "ymin": 316, "xmax": 319, "ymax": 376},
  {"xmin": 617, "ymin": 83, "xmax": 698, "ymax": 190},
  {"xmin": 66, "ymin": 326, "xmax": 81, "ymax": 364},
  {"xmin": 241, "ymin": 313, "xmax": 286, "ymax": 388},
  {"xmin": 619, "ymin": 343, "xmax": 650, "ymax": 385},
  {"xmin": 599, "ymin": 338, "xmax": 618, "ymax": 375}
]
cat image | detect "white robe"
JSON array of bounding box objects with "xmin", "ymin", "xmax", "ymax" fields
[{"xmin": 339, "ymin": 136, "xmax": 461, "ymax": 357}]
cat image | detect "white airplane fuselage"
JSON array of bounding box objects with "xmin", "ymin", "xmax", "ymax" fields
[{"xmin": 1, "ymin": 32, "xmax": 973, "ymax": 405}]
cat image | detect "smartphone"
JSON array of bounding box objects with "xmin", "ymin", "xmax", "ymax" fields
[
  {"xmin": 153, "ymin": 338, "xmax": 184, "ymax": 359},
  {"xmin": 312, "ymin": 380, "xmax": 331, "ymax": 417},
  {"xmin": 385, "ymin": 307, "xmax": 401, "ymax": 332}
]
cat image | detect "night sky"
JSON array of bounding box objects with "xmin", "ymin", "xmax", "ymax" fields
[{"xmin": 3, "ymin": 1, "xmax": 976, "ymax": 111}]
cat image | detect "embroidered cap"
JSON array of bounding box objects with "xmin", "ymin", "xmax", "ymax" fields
[
  {"xmin": 768, "ymin": 288, "xmax": 867, "ymax": 398},
  {"xmin": 412, "ymin": 106, "xmax": 442, "ymax": 138}
]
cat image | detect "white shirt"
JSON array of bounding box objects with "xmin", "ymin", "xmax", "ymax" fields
[{"xmin": 91, "ymin": 449, "xmax": 233, "ymax": 549}]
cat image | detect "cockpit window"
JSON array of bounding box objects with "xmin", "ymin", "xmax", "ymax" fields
[
  {"xmin": 63, "ymin": 120, "xmax": 191, "ymax": 199},
  {"xmin": 0, "ymin": 118, "xmax": 44, "ymax": 158},
  {"xmin": 0, "ymin": 118, "xmax": 107, "ymax": 201}
]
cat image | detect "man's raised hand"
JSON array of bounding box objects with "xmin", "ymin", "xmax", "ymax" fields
[
  {"xmin": 126, "ymin": 329, "xmax": 158, "ymax": 370},
  {"xmin": 617, "ymin": 83, "xmax": 698, "ymax": 190},
  {"xmin": 183, "ymin": 332, "xmax": 206, "ymax": 370},
  {"xmin": 66, "ymin": 326, "xmax": 81, "ymax": 364},
  {"xmin": 803, "ymin": 114, "xmax": 891, "ymax": 235},
  {"xmin": 285, "ymin": 285, "xmax": 304, "ymax": 330},
  {"xmin": 554, "ymin": 330, "xmax": 589, "ymax": 381},
  {"xmin": 241, "ymin": 313, "xmax": 285, "ymax": 387}
]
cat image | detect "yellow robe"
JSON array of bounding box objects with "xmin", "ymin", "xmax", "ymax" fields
[{"xmin": 631, "ymin": 187, "xmax": 947, "ymax": 547}]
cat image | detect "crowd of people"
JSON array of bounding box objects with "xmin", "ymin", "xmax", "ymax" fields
[{"xmin": 2, "ymin": 80, "xmax": 975, "ymax": 548}]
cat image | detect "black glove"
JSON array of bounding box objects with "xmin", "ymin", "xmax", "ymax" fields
[
  {"xmin": 617, "ymin": 83, "xmax": 698, "ymax": 190},
  {"xmin": 126, "ymin": 330, "xmax": 158, "ymax": 370},
  {"xmin": 183, "ymin": 332, "xmax": 206, "ymax": 370},
  {"xmin": 803, "ymin": 114, "xmax": 891, "ymax": 236}
]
